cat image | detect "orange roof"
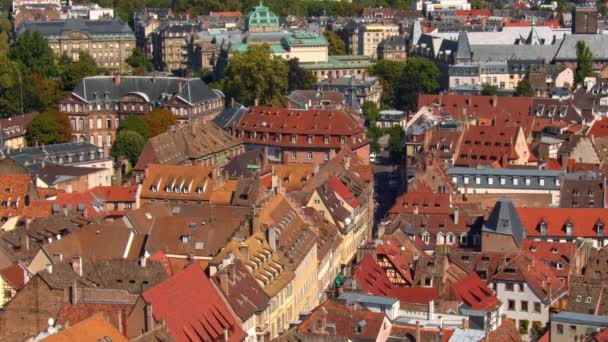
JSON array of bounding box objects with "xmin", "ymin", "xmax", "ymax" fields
[
  {"xmin": 388, "ymin": 192, "xmax": 450, "ymax": 216},
  {"xmin": 0, "ymin": 174, "xmax": 34, "ymax": 218},
  {"xmin": 517, "ymin": 207, "xmax": 608, "ymax": 237},
  {"xmin": 521, "ymin": 239, "xmax": 576, "ymax": 282},
  {"xmin": 328, "ymin": 176, "xmax": 360, "ymax": 208},
  {"xmin": 139, "ymin": 164, "xmax": 213, "ymax": 202},
  {"xmin": 451, "ymin": 273, "xmax": 500, "ymax": 311},
  {"xmin": 455, "ymin": 9, "xmax": 492, "ymax": 16},
  {"xmin": 589, "ymin": 117, "xmax": 608, "ymax": 138},
  {"xmin": 90, "ymin": 185, "xmax": 137, "ymax": 202},
  {"xmin": 43, "ymin": 314, "xmax": 127, "ymax": 342},
  {"xmin": 209, "ymin": 11, "xmax": 242, "ymax": 17}
]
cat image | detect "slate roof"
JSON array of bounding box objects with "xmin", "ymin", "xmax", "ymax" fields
[
  {"xmin": 212, "ymin": 102, "xmax": 247, "ymax": 129},
  {"xmin": 36, "ymin": 164, "xmax": 105, "ymax": 186},
  {"xmin": 455, "ymin": 31, "xmax": 472, "ymax": 61},
  {"xmin": 142, "ymin": 264, "xmax": 246, "ymax": 342},
  {"xmin": 7, "ymin": 142, "xmax": 107, "ymax": 167},
  {"xmin": 16, "ymin": 17, "xmax": 133, "ymax": 37},
  {"xmin": 72, "ymin": 76, "xmax": 221, "ymax": 105},
  {"xmin": 554, "ymin": 35, "xmax": 608, "ymax": 60},
  {"xmin": 482, "ymin": 199, "xmax": 526, "ymax": 246}
]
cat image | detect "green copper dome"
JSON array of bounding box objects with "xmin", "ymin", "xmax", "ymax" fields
[{"xmin": 246, "ymin": 1, "xmax": 279, "ymax": 29}]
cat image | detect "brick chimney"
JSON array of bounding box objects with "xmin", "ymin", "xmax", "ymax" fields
[
  {"xmin": 219, "ymin": 269, "xmax": 229, "ymax": 295},
  {"xmin": 238, "ymin": 242, "xmax": 249, "ymax": 261},
  {"xmin": 71, "ymin": 256, "xmax": 83, "ymax": 277},
  {"xmin": 492, "ymin": 94, "xmax": 498, "ymax": 107}
]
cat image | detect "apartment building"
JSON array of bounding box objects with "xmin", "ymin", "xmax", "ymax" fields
[
  {"xmin": 59, "ymin": 75, "xmax": 224, "ymax": 154},
  {"xmin": 351, "ymin": 23, "xmax": 400, "ymax": 59},
  {"xmin": 151, "ymin": 22, "xmax": 198, "ymax": 72},
  {"xmin": 16, "ymin": 18, "xmax": 135, "ymax": 73}
]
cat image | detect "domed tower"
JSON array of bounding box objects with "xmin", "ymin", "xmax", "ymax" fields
[{"xmin": 246, "ymin": 1, "xmax": 280, "ymax": 33}]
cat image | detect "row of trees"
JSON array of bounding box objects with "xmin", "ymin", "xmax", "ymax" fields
[{"xmin": 78, "ymin": 0, "xmax": 413, "ymax": 24}]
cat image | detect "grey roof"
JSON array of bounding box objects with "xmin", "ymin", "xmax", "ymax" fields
[
  {"xmin": 482, "ymin": 199, "xmax": 526, "ymax": 245},
  {"xmin": 346, "ymin": 90, "xmax": 360, "ymax": 112},
  {"xmin": 448, "ymin": 167, "xmax": 563, "ymax": 177},
  {"xmin": 17, "ymin": 17, "xmax": 133, "ymax": 38},
  {"xmin": 469, "ymin": 44, "xmax": 561, "ymax": 62},
  {"xmin": 379, "ymin": 35, "xmax": 407, "ymax": 50},
  {"xmin": 7, "ymin": 142, "xmax": 107, "ymax": 167},
  {"xmin": 338, "ymin": 292, "xmax": 399, "ymax": 306},
  {"xmin": 212, "ymin": 102, "xmax": 247, "ymax": 129},
  {"xmin": 448, "ymin": 328, "xmax": 486, "ymax": 342},
  {"xmin": 455, "ymin": 31, "xmax": 471, "ymax": 62},
  {"xmin": 36, "ymin": 164, "xmax": 105, "ymax": 185},
  {"xmin": 554, "ymin": 34, "xmax": 608, "ymax": 60},
  {"xmin": 72, "ymin": 76, "xmax": 222, "ymax": 105},
  {"xmin": 552, "ymin": 311, "xmax": 608, "ymax": 326}
]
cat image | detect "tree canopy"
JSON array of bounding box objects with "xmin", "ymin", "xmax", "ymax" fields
[
  {"xmin": 117, "ymin": 116, "xmax": 149, "ymax": 140},
  {"xmin": 576, "ymin": 40, "xmax": 594, "ymax": 85},
  {"xmin": 515, "ymin": 79, "xmax": 534, "ymax": 97},
  {"xmin": 362, "ymin": 101, "xmax": 380, "ymax": 125},
  {"xmin": 323, "ymin": 29, "xmax": 346, "ymax": 55},
  {"xmin": 143, "ymin": 108, "xmax": 176, "ymax": 137},
  {"xmin": 26, "ymin": 110, "xmax": 72, "ymax": 145},
  {"xmin": 287, "ymin": 58, "xmax": 316, "ymax": 92},
  {"xmin": 126, "ymin": 47, "xmax": 153, "ymax": 74},
  {"xmin": 222, "ymin": 44, "xmax": 288, "ymax": 106},
  {"xmin": 111, "ymin": 130, "xmax": 146, "ymax": 165},
  {"xmin": 0, "ymin": 54, "xmax": 22, "ymax": 117},
  {"xmin": 59, "ymin": 52, "xmax": 102, "ymax": 91},
  {"xmin": 481, "ymin": 83, "xmax": 499, "ymax": 96},
  {"xmin": 392, "ymin": 57, "xmax": 440, "ymax": 111},
  {"xmin": 10, "ymin": 30, "xmax": 57, "ymax": 77},
  {"xmin": 369, "ymin": 59, "xmax": 406, "ymax": 106}
]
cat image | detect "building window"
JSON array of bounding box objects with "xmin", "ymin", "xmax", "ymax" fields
[
  {"xmin": 464, "ymin": 177, "xmax": 469, "ymax": 185},
  {"xmin": 540, "ymin": 222, "xmax": 547, "ymax": 236},
  {"xmin": 324, "ymin": 152, "xmax": 329, "ymax": 161},
  {"xmin": 518, "ymin": 283, "xmax": 524, "ymax": 292},
  {"xmin": 556, "ymin": 324, "xmax": 563, "ymax": 334},
  {"xmin": 106, "ymin": 117, "xmax": 112, "ymax": 129},
  {"xmin": 513, "ymin": 177, "xmax": 519, "ymax": 185},
  {"xmin": 508, "ymin": 300, "xmax": 515, "ymax": 311},
  {"xmin": 291, "ymin": 135, "xmax": 297, "ymax": 143},
  {"xmin": 324, "ymin": 136, "xmax": 330, "ymax": 144},
  {"xmin": 106, "ymin": 134, "xmax": 112, "ymax": 146},
  {"xmin": 525, "ymin": 178, "xmax": 531, "ymax": 186},
  {"xmin": 475, "ymin": 177, "xmax": 481, "ymax": 185},
  {"xmin": 307, "ymin": 152, "xmax": 313, "ymax": 160},
  {"xmin": 539, "ymin": 178, "xmax": 545, "ymax": 186},
  {"xmin": 488, "ymin": 177, "xmax": 494, "ymax": 185},
  {"xmin": 97, "ymin": 135, "xmax": 103, "ymax": 147},
  {"xmin": 566, "ymin": 222, "xmax": 573, "ymax": 236},
  {"xmin": 534, "ymin": 302, "xmax": 541, "ymax": 313},
  {"xmin": 291, "ymin": 151, "xmax": 297, "ymax": 160},
  {"xmin": 520, "ymin": 301, "xmax": 528, "ymax": 312},
  {"xmin": 340, "ymin": 136, "xmax": 346, "ymax": 144},
  {"xmin": 500, "ymin": 177, "xmax": 506, "ymax": 185},
  {"xmin": 506, "ymin": 283, "xmax": 514, "ymax": 291},
  {"xmin": 307, "ymin": 135, "xmax": 313, "ymax": 144}
]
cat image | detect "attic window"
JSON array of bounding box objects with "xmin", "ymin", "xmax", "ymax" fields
[
  {"xmin": 552, "ymin": 247, "xmax": 558, "ymax": 253},
  {"xmin": 151, "ymin": 185, "xmax": 158, "ymax": 192},
  {"xmin": 586, "ymin": 296, "xmax": 592, "ymax": 303},
  {"xmin": 530, "ymin": 246, "xmax": 537, "ymax": 252},
  {"xmin": 598, "ymin": 223, "xmax": 604, "ymax": 237},
  {"xmin": 566, "ymin": 223, "xmax": 573, "ymax": 236},
  {"xmin": 540, "ymin": 222, "xmax": 547, "ymax": 236},
  {"xmin": 181, "ymin": 235, "xmax": 190, "ymax": 243}
]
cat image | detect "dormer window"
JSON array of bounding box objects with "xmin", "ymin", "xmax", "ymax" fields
[
  {"xmin": 180, "ymin": 235, "xmax": 190, "ymax": 243},
  {"xmin": 540, "ymin": 221, "xmax": 547, "ymax": 236},
  {"xmin": 324, "ymin": 136, "xmax": 330, "ymax": 144},
  {"xmin": 196, "ymin": 187, "xmax": 204, "ymax": 194},
  {"xmin": 598, "ymin": 223, "xmax": 604, "ymax": 237},
  {"xmin": 291, "ymin": 135, "xmax": 297, "ymax": 143},
  {"xmin": 566, "ymin": 222, "xmax": 573, "ymax": 236},
  {"xmin": 307, "ymin": 135, "xmax": 313, "ymax": 144},
  {"xmin": 164, "ymin": 185, "xmax": 172, "ymax": 192},
  {"xmin": 151, "ymin": 185, "xmax": 158, "ymax": 192}
]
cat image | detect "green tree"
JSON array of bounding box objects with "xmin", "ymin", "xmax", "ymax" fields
[
  {"xmin": 0, "ymin": 31, "xmax": 9, "ymax": 57},
  {"xmin": 222, "ymin": 44, "xmax": 288, "ymax": 106},
  {"xmin": 126, "ymin": 47, "xmax": 153, "ymax": 73},
  {"xmin": 481, "ymin": 83, "xmax": 499, "ymax": 96},
  {"xmin": 10, "ymin": 30, "xmax": 57, "ymax": 77},
  {"xmin": 576, "ymin": 40, "xmax": 594, "ymax": 85},
  {"xmin": 59, "ymin": 52, "xmax": 101, "ymax": 91},
  {"xmin": 143, "ymin": 108, "xmax": 176, "ymax": 137},
  {"xmin": 387, "ymin": 125, "xmax": 404, "ymax": 162},
  {"xmin": 515, "ymin": 79, "xmax": 534, "ymax": 97},
  {"xmin": 0, "ymin": 54, "xmax": 22, "ymax": 117},
  {"xmin": 26, "ymin": 110, "xmax": 72, "ymax": 145},
  {"xmin": 287, "ymin": 58, "xmax": 316, "ymax": 92},
  {"xmin": 369, "ymin": 59, "xmax": 406, "ymax": 106},
  {"xmin": 361, "ymin": 101, "xmax": 380, "ymax": 125},
  {"xmin": 323, "ymin": 29, "xmax": 346, "ymax": 55},
  {"xmin": 393, "ymin": 57, "xmax": 440, "ymax": 111},
  {"xmin": 117, "ymin": 116, "xmax": 149, "ymax": 140},
  {"xmin": 23, "ymin": 73, "xmax": 62, "ymax": 112},
  {"xmin": 111, "ymin": 130, "xmax": 146, "ymax": 165}
]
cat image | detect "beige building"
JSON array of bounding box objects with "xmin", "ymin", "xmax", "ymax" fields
[
  {"xmin": 16, "ymin": 18, "xmax": 135, "ymax": 73},
  {"xmin": 351, "ymin": 23, "xmax": 400, "ymax": 59},
  {"xmin": 449, "ymin": 61, "xmax": 524, "ymax": 90},
  {"xmin": 151, "ymin": 22, "xmax": 197, "ymax": 72}
]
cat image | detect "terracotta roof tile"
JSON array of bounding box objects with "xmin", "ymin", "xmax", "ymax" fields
[
  {"xmin": 43, "ymin": 314, "xmax": 127, "ymax": 342},
  {"xmin": 0, "ymin": 174, "xmax": 36, "ymax": 218},
  {"xmin": 142, "ymin": 264, "xmax": 246, "ymax": 342},
  {"xmin": 90, "ymin": 185, "xmax": 137, "ymax": 202},
  {"xmin": 521, "ymin": 239, "xmax": 576, "ymax": 281},
  {"xmin": 328, "ymin": 176, "xmax": 360, "ymax": 208},
  {"xmin": 517, "ymin": 207, "xmax": 608, "ymax": 237},
  {"xmin": 450, "ymin": 273, "xmax": 500, "ymax": 311},
  {"xmin": 139, "ymin": 164, "xmax": 213, "ymax": 202},
  {"xmin": 0, "ymin": 264, "xmax": 26, "ymax": 289},
  {"xmin": 388, "ymin": 192, "xmax": 450, "ymax": 216}
]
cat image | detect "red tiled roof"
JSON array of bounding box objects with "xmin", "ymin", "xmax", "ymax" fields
[
  {"xmin": 299, "ymin": 300, "xmax": 387, "ymax": 340},
  {"xmin": 141, "ymin": 264, "xmax": 246, "ymax": 342},
  {"xmin": 388, "ymin": 192, "xmax": 450, "ymax": 216},
  {"xmin": 455, "ymin": 9, "xmax": 492, "ymax": 16},
  {"xmin": 595, "ymin": 328, "xmax": 608, "ymax": 342},
  {"xmin": 328, "ymin": 176, "xmax": 360, "ymax": 208},
  {"xmin": 545, "ymin": 158, "xmax": 563, "ymax": 170},
  {"xmin": 450, "ymin": 273, "xmax": 500, "ymax": 311},
  {"xmin": 456, "ymin": 125, "xmax": 525, "ymax": 167},
  {"xmin": 503, "ymin": 20, "xmax": 560, "ymax": 28},
  {"xmin": 480, "ymin": 319, "xmax": 523, "ymax": 342},
  {"xmin": 521, "ymin": 239, "xmax": 576, "ymax": 282},
  {"xmin": 589, "ymin": 117, "xmax": 608, "ymax": 138},
  {"xmin": 418, "ymin": 94, "xmax": 532, "ymax": 120},
  {"xmin": 209, "ymin": 11, "xmax": 242, "ymax": 16},
  {"xmin": 237, "ymin": 106, "xmax": 367, "ymax": 149},
  {"xmin": 517, "ymin": 207, "xmax": 608, "ymax": 237},
  {"xmin": 0, "ymin": 174, "xmax": 34, "ymax": 218},
  {"xmin": 392, "ymin": 287, "xmax": 439, "ymax": 304},
  {"xmin": 22, "ymin": 191, "xmax": 107, "ymax": 219},
  {"xmin": 0, "ymin": 264, "xmax": 26, "ymax": 289},
  {"xmin": 57, "ymin": 302, "xmax": 133, "ymax": 330},
  {"xmin": 90, "ymin": 185, "xmax": 137, "ymax": 202}
]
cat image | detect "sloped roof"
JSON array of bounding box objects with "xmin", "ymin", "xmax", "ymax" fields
[
  {"xmin": 451, "ymin": 273, "xmax": 500, "ymax": 311},
  {"xmin": 142, "ymin": 264, "xmax": 246, "ymax": 342},
  {"xmin": 17, "ymin": 17, "xmax": 132, "ymax": 37},
  {"xmin": 482, "ymin": 199, "xmax": 526, "ymax": 246},
  {"xmin": 517, "ymin": 207, "xmax": 608, "ymax": 237},
  {"xmin": 71, "ymin": 76, "xmax": 220, "ymax": 105},
  {"xmin": 43, "ymin": 314, "xmax": 127, "ymax": 342}
]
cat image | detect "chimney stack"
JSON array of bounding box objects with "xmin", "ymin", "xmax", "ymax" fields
[
  {"xmin": 71, "ymin": 280, "xmax": 78, "ymax": 304},
  {"xmin": 416, "ymin": 321, "xmax": 421, "ymax": 342},
  {"xmin": 254, "ymin": 98, "xmax": 259, "ymax": 106},
  {"xmin": 453, "ymin": 208, "xmax": 459, "ymax": 225},
  {"xmin": 461, "ymin": 318, "xmax": 468, "ymax": 329},
  {"xmin": 492, "ymin": 94, "xmax": 498, "ymax": 107},
  {"xmin": 145, "ymin": 303, "xmax": 155, "ymax": 331},
  {"xmin": 219, "ymin": 269, "xmax": 229, "ymax": 295}
]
